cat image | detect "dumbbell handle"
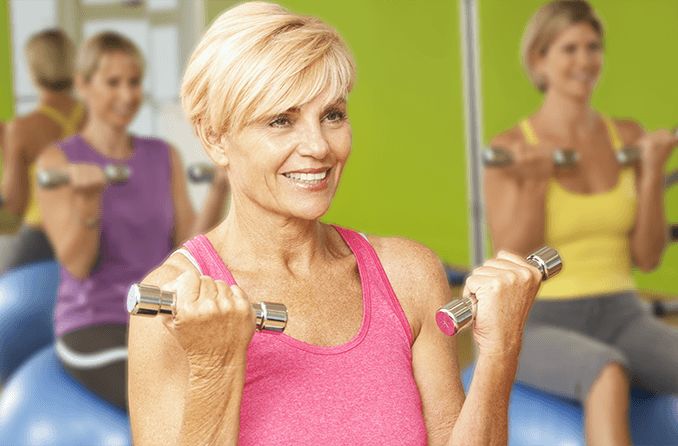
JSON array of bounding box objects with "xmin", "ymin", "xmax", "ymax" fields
[
  {"xmin": 483, "ymin": 147, "xmax": 579, "ymax": 168},
  {"xmin": 127, "ymin": 283, "xmax": 287, "ymax": 333},
  {"xmin": 666, "ymin": 170, "xmax": 678, "ymax": 188},
  {"xmin": 37, "ymin": 164, "xmax": 131, "ymax": 189},
  {"xmin": 187, "ymin": 163, "xmax": 215, "ymax": 183},
  {"xmin": 436, "ymin": 246, "xmax": 562, "ymax": 336}
]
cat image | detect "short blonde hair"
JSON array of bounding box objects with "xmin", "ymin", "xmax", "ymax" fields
[
  {"xmin": 25, "ymin": 29, "xmax": 75, "ymax": 91},
  {"xmin": 77, "ymin": 31, "xmax": 145, "ymax": 81},
  {"xmin": 521, "ymin": 0, "xmax": 604, "ymax": 92},
  {"xmin": 181, "ymin": 1, "xmax": 356, "ymax": 145}
]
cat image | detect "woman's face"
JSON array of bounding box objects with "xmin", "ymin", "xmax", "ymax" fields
[
  {"xmin": 80, "ymin": 51, "xmax": 143, "ymax": 130},
  {"xmin": 223, "ymin": 90, "xmax": 352, "ymax": 221},
  {"xmin": 537, "ymin": 22, "xmax": 603, "ymax": 100}
]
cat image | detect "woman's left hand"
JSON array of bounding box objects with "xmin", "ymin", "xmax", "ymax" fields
[{"xmin": 636, "ymin": 129, "xmax": 678, "ymax": 173}]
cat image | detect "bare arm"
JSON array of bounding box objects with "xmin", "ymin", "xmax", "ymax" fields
[
  {"xmin": 377, "ymin": 238, "xmax": 464, "ymax": 444},
  {"xmin": 1, "ymin": 120, "xmax": 30, "ymax": 218},
  {"xmin": 620, "ymin": 121, "xmax": 675, "ymax": 271},
  {"xmin": 36, "ymin": 145, "xmax": 105, "ymax": 278},
  {"xmin": 484, "ymin": 131, "xmax": 552, "ymax": 256},
  {"xmin": 377, "ymin": 239, "xmax": 540, "ymax": 446},
  {"xmin": 129, "ymin": 255, "xmax": 253, "ymax": 445},
  {"xmin": 169, "ymin": 146, "xmax": 229, "ymax": 245}
]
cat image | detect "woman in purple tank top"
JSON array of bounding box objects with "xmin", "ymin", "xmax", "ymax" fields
[
  {"xmin": 129, "ymin": 3, "xmax": 543, "ymax": 445},
  {"xmin": 36, "ymin": 32, "xmax": 229, "ymax": 409}
]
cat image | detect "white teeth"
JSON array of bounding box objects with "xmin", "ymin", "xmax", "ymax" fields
[{"xmin": 283, "ymin": 171, "xmax": 328, "ymax": 183}]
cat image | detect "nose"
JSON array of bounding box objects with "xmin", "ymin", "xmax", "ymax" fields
[{"xmin": 297, "ymin": 121, "xmax": 330, "ymax": 159}]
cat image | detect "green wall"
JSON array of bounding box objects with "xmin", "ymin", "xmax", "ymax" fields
[
  {"xmin": 206, "ymin": 0, "xmax": 469, "ymax": 265},
  {"xmin": 479, "ymin": 0, "xmax": 678, "ymax": 295},
  {"xmin": 0, "ymin": 0, "xmax": 13, "ymax": 121}
]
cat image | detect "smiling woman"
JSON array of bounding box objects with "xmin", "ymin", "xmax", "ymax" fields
[
  {"xmin": 127, "ymin": 2, "xmax": 547, "ymax": 446},
  {"xmin": 35, "ymin": 31, "xmax": 228, "ymax": 410}
]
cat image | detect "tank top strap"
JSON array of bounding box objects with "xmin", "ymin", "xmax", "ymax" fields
[
  {"xmin": 333, "ymin": 226, "xmax": 414, "ymax": 346},
  {"xmin": 601, "ymin": 115, "xmax": 624, "ymax": 151},
  {"xmin": 182, "ymin": 235, "xmax": 237, "ymax": 285},
  {"xmin": 38, "ymin": 103, "xmax": 83, "ymax": 137},
  {"xmin": 519, "ymin": 119, "xmax": 540, "ymax": 146}
]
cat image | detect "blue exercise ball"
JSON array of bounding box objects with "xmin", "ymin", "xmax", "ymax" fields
[
  {"xmin": 0, "ymin": 261, "xmax": 59, "ymax": 382},
  {"xmin": 0, "ymin": 346, "xmax": 130, "ymax": 446},
  {"xmin": 463, "ymin": 365, "xmax": 678, "ymax": 446},
  {"xmin": 462, "ymin": 366, "xmax": 583, "ymax": 446}
]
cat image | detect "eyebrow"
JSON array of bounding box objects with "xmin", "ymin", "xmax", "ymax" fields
[{"xmin": 282, "ymin": 99, "xmax": 347, "ymax": 115}]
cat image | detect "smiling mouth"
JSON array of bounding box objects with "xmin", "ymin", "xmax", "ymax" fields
[{"xmin": 282, "ymin": 170, "xmax": 329, "ymax": 185}]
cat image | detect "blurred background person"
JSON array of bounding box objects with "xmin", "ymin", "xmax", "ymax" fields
[
  {"xmin": 484, "ymin": 1, "xmax": 678, "ymax": 445},
  {"xmin": 0, "ymin": 29, "xmax": 85, "ymax": 272},
  {"xmin": 36, "ymin": 31, "xmax": 229, "ymax": 409}
]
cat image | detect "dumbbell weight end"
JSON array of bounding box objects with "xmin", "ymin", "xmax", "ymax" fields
[
  {"xmin": 127, "ymin": 283, "xmax": 288, "ymax": 333},
  {"xmin": 436, "ymin": 246, "xmax": 562, "ymax": 336}
]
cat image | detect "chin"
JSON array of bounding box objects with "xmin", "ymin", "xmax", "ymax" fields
[{"xmin": 289, "ymin": 201, "xmax": 332, "ymax": 221}]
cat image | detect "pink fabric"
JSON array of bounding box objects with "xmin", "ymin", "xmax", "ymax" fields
[{"xmin": 183, "ymin": 226, "xmax": 427, "ymax": 445}]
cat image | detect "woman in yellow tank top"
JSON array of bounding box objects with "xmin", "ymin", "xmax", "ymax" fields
[
  {"xmin": 0, "ymin": 29, "xmax": 85, "ymax": 272},
  {"xmin": 484, "ymin": 2, "xmax": 678, "ymax": 445}
]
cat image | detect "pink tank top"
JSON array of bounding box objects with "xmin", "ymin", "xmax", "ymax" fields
[{"xmin": 182, "ymin": 226, "xmax": 428, "ymax": 445}]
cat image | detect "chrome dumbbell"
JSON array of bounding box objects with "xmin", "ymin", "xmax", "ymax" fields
[
  {"xmin": 435, "ymin": 246, "xmax": 562, "ymax": 336},
  {"xmin": 619, "ymin": 128, "xmax": 678, "ymax": 167},
  {"xmin": 126, "ymin": 283, "xmax": 288, "ymax": 333},
  {"xmin": 666, "ymin": 170, "xmax": 678, "ymax": 188},
  {"xmin": 482, "ymin": 147, "xmax": 579, "ymax": 168},
  {"xmin": 615, "ymin": 147, "xmax": 640, "ymax": 167},
  {"xmin": 187, "ymin": 163, "xmax": 215, "ymax": 183},
  {"xmin": 37, "ymin": 164, "xmax": 131, "ymax": 189}
]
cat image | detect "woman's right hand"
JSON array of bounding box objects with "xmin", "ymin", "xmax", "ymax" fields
[
  {"xmin": 67, "ymin": 163, "xmax": 107, "ymax": 197},
  {"xmin": 502, "ymin": 140, "xmax": 555, "ymax": 182},
  {"xmin": 465, "ymin": 251, "xmax": 543, "ymax": 358},
  {"xmin": 161, "ymin": 271, "xmax": 257, "ymax": 372}
]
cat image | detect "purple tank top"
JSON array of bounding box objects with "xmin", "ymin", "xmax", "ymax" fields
[
  {"xmin": 182, "ymin": 226, "xmax": 428, "ymax": 445},
  {"xmin": 54, "ymin": 134, "xmax": 174, "ymax": 336}
]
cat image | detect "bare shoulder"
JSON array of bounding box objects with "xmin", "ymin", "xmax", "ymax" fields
[
  {"xmin": 128, "ymin": 251, "xmax": 198, "ymax": 360},
  {"xmin": 612, "ymin": 118, "xmax": 644, "ymax": 145},
  {"xmin": 142, "ymin": 249, "xmax": 199, "ymax": 288},
  {"xmin": 366, "ymin": 235, "xmax": 450, "ymax": 335},
  {"xmin": 489, "ymin": 125, "xmax": 524, "ymax": 150},
  {"xmin": 35, "ymin": 144, "xmax": 68, "ymax": 169}
]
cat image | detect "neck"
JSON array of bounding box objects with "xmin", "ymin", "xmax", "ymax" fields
[
  {"xmin": 534, "ymin": 89, "xmax": 597, "ymax": 138},
  {"xmin": 80, "ymin": 117, "xmax": 132, "ymax": 159},
  {"xmin": 38, "ymin": 89, "xmax": 75, "ymax": 109},
  {"xmin": 212, "ymin": 196, "xmax": 338, "ymax": 275}
]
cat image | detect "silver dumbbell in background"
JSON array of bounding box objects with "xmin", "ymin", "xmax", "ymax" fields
[
  {"xmin": 187, "ymin": 163, "xmax": 215, "ymax": 183},
  {"xmin": 127, "ymin": 283, "xmax": 288, "ymax": 333},
  {"xmin": 37, "ymin": 164, "xmax": 131, "ymax": 189},
  {"xmin": 618, "ymin": 128, "xmax": 678, "ymax": 167},
  {"xmin": 435, "ymin": 246, "xmax": 562, "ymax": 336},
  {"xmin": 482, "ymin": 147, "xmax": 579, "ymax": 168}
]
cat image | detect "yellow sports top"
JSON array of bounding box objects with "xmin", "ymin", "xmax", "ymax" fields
[
  {"xmin": 24, "ymin": 103, "xmax": 83, "ymax": 227},
  {"xmin": 519, "ymin": 116, "xmax": 637, "ymax": 299}
]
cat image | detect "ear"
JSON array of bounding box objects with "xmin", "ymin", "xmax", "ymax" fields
[
  {"xmin": 196, "ymin": 125, "xmax": 230, "ymax": 167},
  {"xmin": 531, "ymin": 54, "xmax": 548, "ymax": 91}
]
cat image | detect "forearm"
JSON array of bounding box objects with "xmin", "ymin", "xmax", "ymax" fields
[
  {"xmin": 631, "ymin": 172, "xmax": 667, "ymax": 271},
  {"xmin": 56, "ymin": 194, "xmax": 102, "ymax": 278},
  {"xmin": 490, "ymin": 180, "xmax": 548, "ymax": 255},
  {"xmin": 448, "ymin": 352, "xmax": 519, "ymax": 446},
  {"xmin": 179, "ymin": 365, "xmax": 245, "ymax": 446}
]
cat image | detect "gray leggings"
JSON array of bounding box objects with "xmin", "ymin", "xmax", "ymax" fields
[
  {"xmin": 0, "ymin": 225, "xmax": 54, "ymax": 274},
  {"xmin": 517, "ymin": 292, "xmax": 678, "ymax": 403},
  {"xmin": 56, "ymin": 324, "xmax": 128, "ymax": 411}
]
